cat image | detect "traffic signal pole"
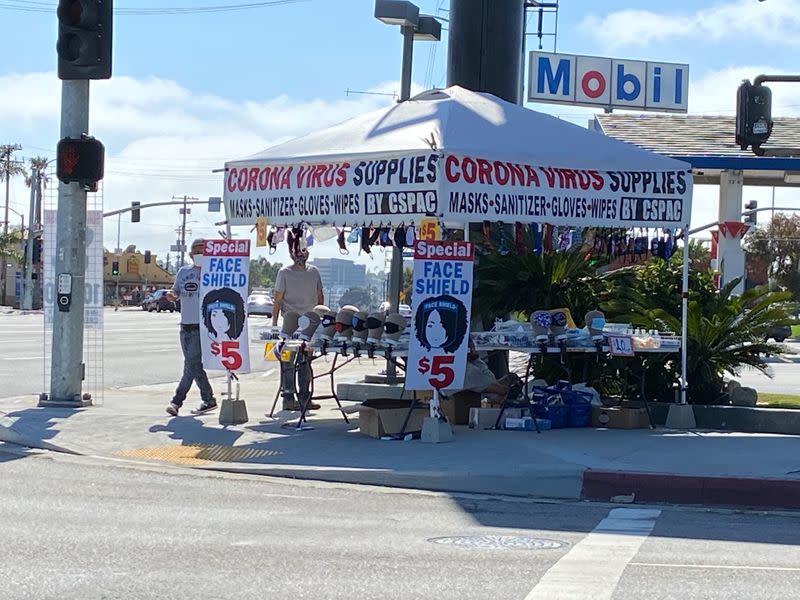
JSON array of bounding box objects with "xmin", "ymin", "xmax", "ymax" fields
[{"xmin": 43, "ymin": 79, "xmax": 92, "ymax": 407}]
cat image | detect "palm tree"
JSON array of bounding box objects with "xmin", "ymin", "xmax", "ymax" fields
[
  {"xmin": 0, "ymin": 230, "xmax": 23, "ymax": 264},
  {"xmin": 25, "ymin": 156, "xmax": 51, "ymax": 234},
  {"xmin": 473, "ymin": 247, "xmax": 608, "ymax": 323},
  {"xmin": 0, "ymin": 144, "xmax": 26, "ymax": 305},
  {"xmin": 0, "ymin": 144, "xmax": 27, "ymax": 234}
]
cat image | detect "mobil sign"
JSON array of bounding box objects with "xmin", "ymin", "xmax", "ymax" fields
[{"xmin": 528, "ymin": 51, "xmax": 688, "ymax": 113}]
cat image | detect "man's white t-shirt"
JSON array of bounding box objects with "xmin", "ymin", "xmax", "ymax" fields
[{"xmin": 172, "ymin": 265, "xmax": 201, "ymax": 324}]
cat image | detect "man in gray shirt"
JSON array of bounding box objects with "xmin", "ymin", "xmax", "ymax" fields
[
  {"xmin": 272, "ymin": 246, "xmax": 324, "ymax": 411},
  {"xmin": 165, "ymin": 238, "xmax": 217, "ymax": 416},
  {"xmin": 272, "ymin": 247, "xmax": 324, "ymax": 323}
]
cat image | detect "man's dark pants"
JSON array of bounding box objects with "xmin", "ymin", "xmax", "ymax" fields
[{"xmin": 172, "ymin": 325, "xmax": 215, "ymax": 406}]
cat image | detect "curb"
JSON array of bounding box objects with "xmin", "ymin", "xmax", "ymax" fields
[
  {"xmin": 582, "ymin": 469, "xmax": 800, "ymax": 510},
  {"xmin": 0, "ymin": 423, "xmax": 82, "ymax": 456}
]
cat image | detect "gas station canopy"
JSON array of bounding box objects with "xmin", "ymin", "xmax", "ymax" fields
[{"xmin": 592, "ymin": 114, "xmax": 800, "ymax": 187}]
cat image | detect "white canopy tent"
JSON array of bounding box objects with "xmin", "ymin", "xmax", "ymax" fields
[{"xmin": 223, "ymin": 86, "xmax": 694, "ymax": 402}]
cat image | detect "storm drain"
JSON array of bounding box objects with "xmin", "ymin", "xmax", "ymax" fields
[
  {"xmin": 427, "ymin": 535, "xmax": 566, "ymax": 550},
  {"xmin": 116, "ymin": 444, "xmax": 282, "ymax": 465}
]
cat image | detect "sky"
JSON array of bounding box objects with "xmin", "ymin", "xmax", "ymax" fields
[{"xmin": 2, "ymin": 0, "xmax": 800, "ymax": 271}]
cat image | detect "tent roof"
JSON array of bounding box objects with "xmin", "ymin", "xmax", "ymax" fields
[{"xmin": 229, "ymin": 86, "xmax": 689, "ymax": 172}]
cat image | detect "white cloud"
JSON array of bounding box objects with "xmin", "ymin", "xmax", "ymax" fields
[
  {"xmin": 0, "ymin": 71, "xmax": 405, "ymax": 268},
  {"xmin": 580, "ymin": 0, "xmax": 800, "ymax": 52}
]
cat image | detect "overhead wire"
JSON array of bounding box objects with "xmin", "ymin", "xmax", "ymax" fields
[{"xmin": 0, "ymin": 0, "xmax": 310, "ymax": 14}]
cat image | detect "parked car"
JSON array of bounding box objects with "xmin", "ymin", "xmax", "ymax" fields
[
  {"xmin": 144, "ymin": 289, "xmax": 177, "ymax": 313},
  {"xmin": 247, "ymin": 290, "xmax": 273, "ymax": 317},
  {"xmin": 766, "ymin": 324, "xmax": 792, "ymax": 343},
  {"xmin": 380, "ymin": 301, "xmax": 413, "ymax": 318},
  {"xmin": 140, "ymin": 293, "xmax": 153, "ymax": 310}
]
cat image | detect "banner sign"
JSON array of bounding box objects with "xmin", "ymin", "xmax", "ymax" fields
[
  {"xmin": 442, "ymin": 154, "xmax": 690, "ymax": 228},
  {"xmin": 223, "ymin": 153, "xmax": 440, "ymax": 226},
  {"xmin": 528, "ymin": 51, "xmax": 688, "ymax": 113},
  {"xmin": 200, "ymin": 239, "xmax": 251, "ymax": 373},
  {"xmin": 406, "ymin": 240, "xmax": 474, "ymax": 391}
]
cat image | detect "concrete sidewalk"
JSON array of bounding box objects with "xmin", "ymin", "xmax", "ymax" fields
[{"xmin": 2, "ymin": 371, "xmax": 800, "ymax": 509}]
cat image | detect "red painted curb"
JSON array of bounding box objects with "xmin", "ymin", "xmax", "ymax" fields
[{"xmin": 582, "ymin": 470, "xmax": 800, "ymax": 509}]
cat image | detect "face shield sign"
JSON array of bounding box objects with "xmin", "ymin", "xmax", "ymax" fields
[
  {"xmin": 406, "ymin": 240, "xmax": 474, "ymax": 391},
  {"xmin": 200, "ymin": 239, "xmax": 251, "ymax": 373}
]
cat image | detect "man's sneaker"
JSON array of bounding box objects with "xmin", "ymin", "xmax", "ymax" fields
[
  {"xmin": 191, "ymin": 400, "xmax": 218, "ymax": 415},
  {"xmin": 166, "ymin": 402, "xmax": 180, "ymax": 417}
]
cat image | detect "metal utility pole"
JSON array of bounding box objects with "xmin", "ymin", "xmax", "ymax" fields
[
  {"xmin": 22, "ymin": 168, "xmax": 37, "ymax": 310},
  {"xmin": 173, "ymin": 195, "xmax": 197, "ymax": 268},
  {"xmin": 3, "ymin": 143, "xmax": 22, "ymax": 236},
  {"xmin": 115, "ymin": 213, "xmax": 121, "ymax": 302},
  {"xmin": 44, "ymin": 80, "xmax": 91, "ymax": 407}
]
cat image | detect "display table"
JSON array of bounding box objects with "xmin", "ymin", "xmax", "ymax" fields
[
  {"xmin": 263, "ymin": 337, "xmax": 680, "ymax": 436},
  {"xmin": 267, "ymin": 340, "xmax": 411, "ymax": 432}
]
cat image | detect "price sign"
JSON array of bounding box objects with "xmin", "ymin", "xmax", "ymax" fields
[
  {"xmin": 406, "ymin": 240, "xmax": 474, "ymax": 391},
  {"xmin": 608, "ymin": 336, "xmax": 634, "ymax": 357},
  {"xmin": 417, "ymin": 355, "xmax": 456, "ymax": 389},
  {"xmin": 199, "ymin": 239, "xmax": 252, "ymax": 373},
  {"xmin": 264, "ymin": 341, "xmax": 291, "ymax": 362},
  {"xmin": 418, "ymin": 217, "xmax": 440, "ymax": 241}
]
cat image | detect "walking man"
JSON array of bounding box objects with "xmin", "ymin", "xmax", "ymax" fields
[
  {"xmin": 273, "ymin": 245, "xmax": 324, "ymax": 411},
  {"xmin": 165, "ymin": 239, "xmax": 218, "ymax": 416}
]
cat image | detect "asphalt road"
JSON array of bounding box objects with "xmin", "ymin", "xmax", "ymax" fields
[
  {"xmin": 1, "ymin": 444, "xmax": 799, "ymax": 600},
  {"xmin": 0, "ymin": 309, "xmax": 276, "ymax": 399}
]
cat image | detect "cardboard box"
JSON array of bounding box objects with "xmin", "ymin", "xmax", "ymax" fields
[
  {"xmin": 440, "ymin": 391, "xmax": 482, "ymax": 425},
  {"xmin": 505, "ymin": 417, "xmax": 534, "ymax": 431},
  {"xmin": 469, "ymin": 407, "xmax": 522, "ymax": 430},
  {"xmin": 351, "ymin": 399, "xmax": 429, "ymax": 439},
  {"xmin": 592, "ymin": 406, "xmax": 650, "ymax": 429}
]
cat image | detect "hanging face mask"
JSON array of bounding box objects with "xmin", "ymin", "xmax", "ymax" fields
[
  {"xmin": 531, "ymin": 223, "xmax": 542, "ymax": 255},
  {"xmin": 514, "ymin": 222, "xmax": 526, "ymax": 256},
  {"xmin": 337, "ymin": 229, "xmax": 349, "ymax": 255},
  {"xmin": 360, "ymin": 226, "xmax": 372, "ymax": 256},
  {"xmin": 274, "ymin": 228, "xmax": 285, "ymax": 243},
  {"xmin": 369, "ymin": 227, "xmax": 382, "ymax": 246},
  {"xmin": 482, "ymin": 221, "xmax": 494, "ymax": 252},
  {"xmin": 405, "ymin": 224, "xmax": 415, "ymax": 247},
  {"xmin": 497, "ymin": 225, "xmax": 510, "ymax": 256},
  {"xmin": 393, "ymin": 225, "xmax": 406, "ymax": 249},
  {"xmin": 347, "ymin": 227, "xmax": 360, "ymax": 244},
  {"xmin": 379, "ymin": 227, "xmax": 392, "ymax": 247},
  {"xmin": 267, "ymin": 227, "xmax": 278, "ymax": 255}
]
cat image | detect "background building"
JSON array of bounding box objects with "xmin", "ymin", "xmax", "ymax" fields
[{"xmin": 310, "ymin": 258, "xmax": 366, "ymax": 290}]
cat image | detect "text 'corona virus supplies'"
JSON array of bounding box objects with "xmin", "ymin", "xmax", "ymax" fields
[
  {"xmin": 406, "ymin": 240, "xmax": 474, "ymax": 391},
  {"xmin": 200, "ymin": 239, "xmax": 251, "ymax": 373}
]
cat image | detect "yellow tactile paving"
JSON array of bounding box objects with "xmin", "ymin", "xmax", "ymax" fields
[{"xmin": 116, "ymin": 444, "xmax": 282, "ymax": 465}]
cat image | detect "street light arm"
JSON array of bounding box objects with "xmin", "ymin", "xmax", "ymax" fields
[
  {"xmin": 689, "ymin": 206, "xmax": 800, "ymax": 235},
  {"xmin": 753, "ymin": 74, "xmax": 800, "ymax": 87},
  {"xmin": 102, "ymin": 199, "xmax": 209, "ymax": 218}
]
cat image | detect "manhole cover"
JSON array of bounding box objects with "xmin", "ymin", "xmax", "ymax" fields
[{"xmin": 427, "ymin": 535, "xmax": 566, "ymax": 550}]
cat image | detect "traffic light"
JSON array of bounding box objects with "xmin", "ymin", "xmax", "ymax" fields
[
  {"xmin": 111, "ymin": 260, "xmax": 119, "ymax": 276},
  {"xmin": 32, "ymin": 238, "xmax": 42, "ymax": 264},
  {"xmin": 57, "ymin": 0, "xmax": 113, "ymax": 80},
  {"xmin": 56, "ymin": 134, "xmax": 105, "ymax": 189},
  {"xmin": 744, "ymin": 200, "xmax": 758, "ymax": 226},
  {"xmin": 736, "ymin": 80, "xmax": 773, "ymax": 156},
  {"xmin": 131, "ymin": 201, "xmax": 140, "ymax": 223},
  {"xmin": 144, "ymin": 250, "xmax": 151, "ymax": 264}
]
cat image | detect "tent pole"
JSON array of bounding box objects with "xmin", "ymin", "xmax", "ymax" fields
[{"xmin": 680, "ymin": 223, "xmax": 689, "ymax": 405}]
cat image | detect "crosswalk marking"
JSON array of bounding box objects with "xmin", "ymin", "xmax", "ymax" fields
[{"xmin": 525, "ymin": 508, "xmax": 661, "ymax": 600}]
